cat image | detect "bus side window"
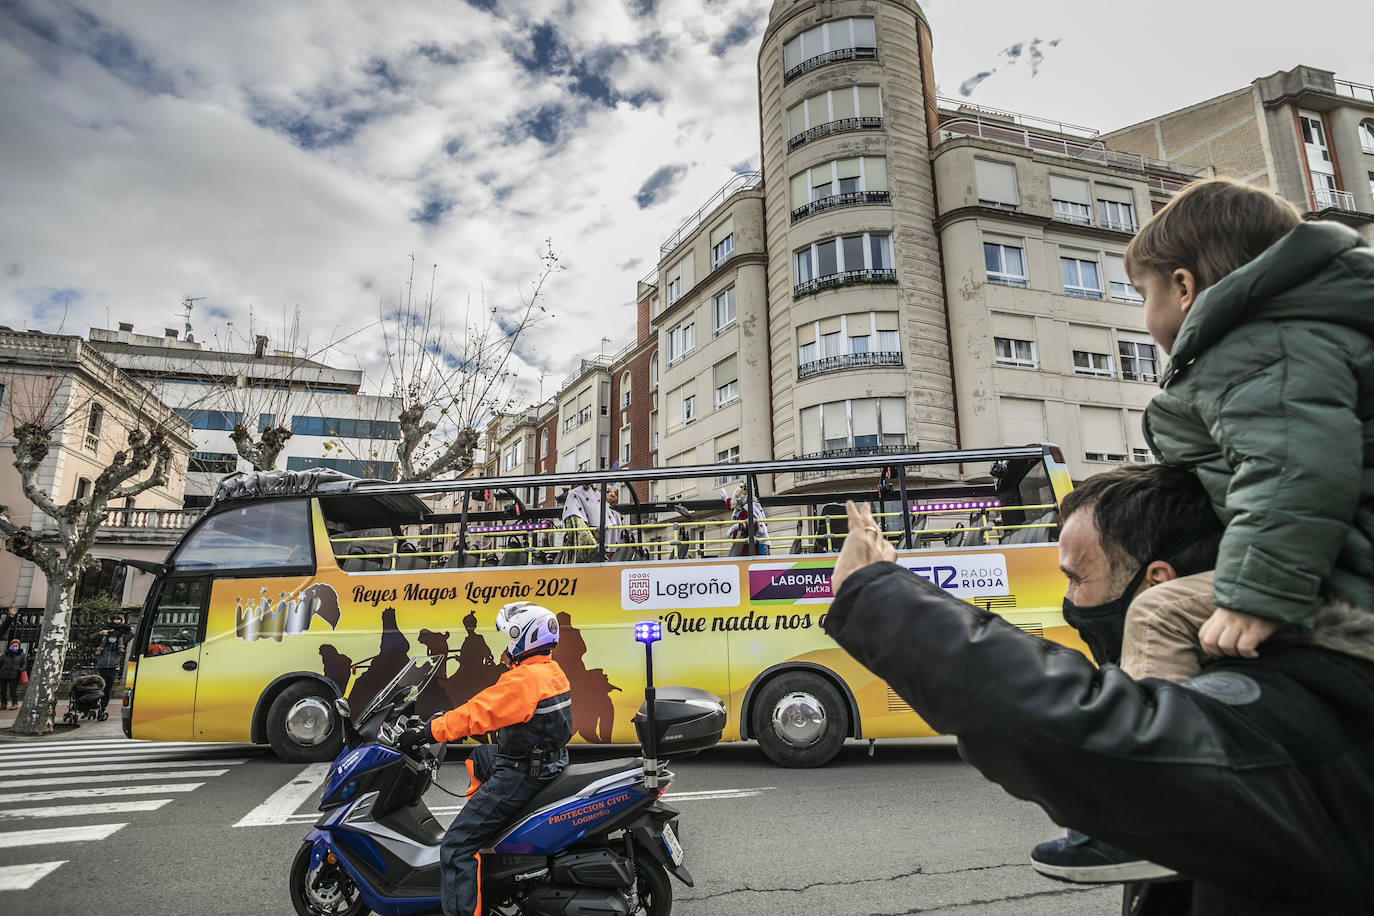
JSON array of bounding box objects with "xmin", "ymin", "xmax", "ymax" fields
[
  {"xmin": 144, "ymin": 579, "xmax": 208, "ymax": 656},
  {"xmin": 170, "ymin": 500, "xmax": 314, "ymax": 571}
]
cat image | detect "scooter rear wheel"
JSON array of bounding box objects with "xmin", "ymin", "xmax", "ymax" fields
[
  {"xmin": 631, "ymin": 849, "xmax": 672, "ymax": 916},
  {"xmin": 290, "ymin": 842, "xmax": 370, "ymax": 916}
]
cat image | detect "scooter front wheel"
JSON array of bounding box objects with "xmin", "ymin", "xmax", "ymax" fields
[{"xmin": 290, "ymin": 842, "xmax": 370, "ymax": 916}]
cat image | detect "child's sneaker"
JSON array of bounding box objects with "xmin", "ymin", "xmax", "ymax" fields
[{"xmin": 1030, "ymin": 830, "xmax": 1178, "ymax": 883}]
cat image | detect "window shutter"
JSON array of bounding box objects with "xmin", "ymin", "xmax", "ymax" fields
[
  {"xmin": 790, "ymin": 171, "xmax": 810, "ymax": 207},
  {"xmin": 819, "ymin": 315, "xmax": 843, "ymax": 335},
  {"xmin": 831, "ymin": 88, "xmax": 856, "ymax": 120},
  {"xmin": 851, "ymin": 399, "xmax": 879, "ymax": 438},
  {"xmin": 713, "ymin": 355, "xmax": 738, "ymax": 388},
  {"xmin": 796, "ymin": 321, "xmax": 817, "ymax": 346},
  {"xmin": 991, "ymin": 313, "xmax": 1035, "ymax": 340},
  {"xmin": 787, "ymin": 101, "xmax": 806, "ymax": 135},
  {"xmin": 1125, "ymin": 409, "xmax": 1148, "ymax": 451},
  {"xmin": 874, "ymin": 311, "xmax": 899, "ymax": 332},
  {"xmin": 715, "ymin": 430, "xmax": 740, "ymax": 453},
  {"xmin": 836, "ymin": 157, "xmax": 862, "ymax": 180},
  {"xmin": 864, "ymin": 157, "xmax": 887, "ymax": 192},
  {"xmin": 975, "ymin": 159, "xmax": 1019, "ymax": 205},
  {"xmin": 1105, "ymin": 254, "xmax": 1131, "ymax": 286},
  {"xmin": 857, "ymin": 86, "xmax": 881, "ymax": 117},
  {"xmin": 799, "ymin": 406, "xmax": 821, "ymax": 454},
  {"xmin": 823, "ymin": 402, "xmax": 849, "ymax": 442},
  {"xmin": 807, "ymin": 94, "xmax": 830, "ymax": 128},
  {"xmin": 1068, "ymin": 324, "xmax": 1112, "ymax": 353},
  {"xmin": 710, "ymin": 218, "xmax": 733, "ymax": 248},
  {"xmin": 1095, "ymin": 183, "xmax": 1134, "ymax": 204},
  {"xmin": 1081, "ymin": 406, "xmax": 1127, "ymax": 453},
  {"xmin": 879, "ymin": 397, "xmax": 906, "ymax": 433},
  {"xmin": 1050, "ymin": 175, "xmax": 1091, "ymax": 204},
  {"xmin": 852, "ymin": 17, "xmax": 875, "ymax": 47},
  {"xmin": 1000, "ymin": 397, "xmax": 1046, "ymax": 445}
]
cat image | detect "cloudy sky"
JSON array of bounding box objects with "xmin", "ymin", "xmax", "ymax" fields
[{"xmin": 2, "ymin": 0, "xmax": 1370, "ymax": 406}]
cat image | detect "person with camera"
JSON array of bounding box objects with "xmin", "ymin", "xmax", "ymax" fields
[{"xmin": 91, "ymin": 613, "xmax": 132, "ymax": 711}]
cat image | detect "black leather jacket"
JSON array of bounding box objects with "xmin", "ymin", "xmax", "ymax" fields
[{"xmin": 825, "ymin": 562, "xmax": 1374, "ymax": 913}]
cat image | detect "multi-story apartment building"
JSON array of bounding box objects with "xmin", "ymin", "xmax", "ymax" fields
[
  {"xmin": 1104, "ymin": 65, "xmax": 1374, "ymax": 244},
  {"xmin": 0, "ymin": 329, "xmax": 193, "ymax": 609},
  {"xmin": 555, "ymin": 357, "xmax": 614, "ymax": 478},
  {"xmin": 88, "ymin": 324, "xmax": 402, "ymax": 504},
  {"xmin": 607, "ymin": 282, "xmax": 658, "ymax": 502},
  {"xmin": 932, "ymin": 101, "xmax": 1206, "ymax": 471}
]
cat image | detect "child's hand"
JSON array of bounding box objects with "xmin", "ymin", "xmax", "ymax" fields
[{"xmin": 1198, "ymin": 607, "xmax": 1279, "ymax": 659}]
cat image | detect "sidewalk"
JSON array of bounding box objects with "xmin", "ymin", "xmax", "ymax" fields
[{"xmin": 0, "ymin": 695, "xmax": 127, "ymax": 742}]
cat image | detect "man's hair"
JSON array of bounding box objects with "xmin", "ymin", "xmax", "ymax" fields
[
  {"xmin": 1060, "ymin": 464, "xmax": 1221, "ymax": 577},
  {"xmin": 1124, "ymin": 177, "xmax": 1301, "ymax": 291}
]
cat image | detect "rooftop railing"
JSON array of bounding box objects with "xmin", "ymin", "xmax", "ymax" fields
[
  {"xmin": 1334, "ymin": 78, "xmax": 1374, "ymax": 104},
  {"xmin": 659, "ymin": 171, "xmax": 762, "ymax": 256},
  {"xmin": 938, "ymin": 117, "xmax": 1208, "ymax": 179},
  {"xmin": 936, "ymin": 97, "xmax": 1100, "ymax": 140},
  {"xmin": 559, "ymin": 354, "xmax": 614, "ymax": 391}
]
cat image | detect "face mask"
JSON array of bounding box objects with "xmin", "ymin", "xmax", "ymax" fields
[
  {"xmin": 6, "ymin": 646, "xmax": 18, "ymax": 653},
  {"xmin": 1062, "ymin": 564, "xmax": 1149, "ymax": 666}
]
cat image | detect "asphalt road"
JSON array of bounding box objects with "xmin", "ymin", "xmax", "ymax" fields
[{"xmin": 0, "ymin": 736, "xmax": 1119, "ymax": 915}]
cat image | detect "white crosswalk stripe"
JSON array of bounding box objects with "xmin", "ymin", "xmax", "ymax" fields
[{"xmin": 0, "ymin": 739, "xmax": 261, "ymax": 890}]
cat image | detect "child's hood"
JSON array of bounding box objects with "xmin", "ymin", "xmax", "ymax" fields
[{"xmin": 1167, "ymin": 221, "xmax": 1374, "ymax": 380}]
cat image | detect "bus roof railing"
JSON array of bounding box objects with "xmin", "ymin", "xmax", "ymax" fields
[{"xmin": 307, "ymin": 445, "xmax": 1057, "ymax": 499}]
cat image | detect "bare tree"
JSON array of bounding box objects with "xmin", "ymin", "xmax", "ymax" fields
[
  {"xmin": 375, "ymin": 245, "xmax": 560, "ymax": 482},
  {"xmin": 0, "ymin": 335, "xmax": 187, "ymax": 735}
]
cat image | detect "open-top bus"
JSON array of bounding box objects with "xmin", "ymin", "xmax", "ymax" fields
[{"xmin": 119, "ymin": 444, "xmax": 1085, "ymax": 767}]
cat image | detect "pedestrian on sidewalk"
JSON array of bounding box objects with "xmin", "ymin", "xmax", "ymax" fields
[
  {"xmin": 0, "ymin": 638, "xmax": 26, "ymax": 709},
  {"xmin": 91, "ymin": 613, "xmax": 132, "ymax": 710},
  {"xmin": 0, "ymin": 604, "xmax": 20, "ymax": 646}
]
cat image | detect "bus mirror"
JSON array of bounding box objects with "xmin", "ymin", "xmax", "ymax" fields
[{"xmin": 334, "ymin": 697, "xmax": 351, "ymax": 720}]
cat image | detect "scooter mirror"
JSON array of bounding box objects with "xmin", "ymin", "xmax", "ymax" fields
[{"xmin": 334, "ymin": 697, "xmax": 351, "ymax": 720}]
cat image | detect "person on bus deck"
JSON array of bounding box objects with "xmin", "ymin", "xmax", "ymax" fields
[
  {"xmin": 399, "ymin": 602, "xmax": 573, "ymax": 916},
  {"xmin": 720, "ymin": 484, "xmax": 770, "ymax": 555},
  {"xmin": 1041, "ymin": 178, "xmax": 1374, "ymax": 879},
  {"xmin": 825, "ymin": 465, "xmax": 1374, "ymax": 914},
  {"xmin": 559, "ymin": 483, "xmax": 601, "ymax": 563}
]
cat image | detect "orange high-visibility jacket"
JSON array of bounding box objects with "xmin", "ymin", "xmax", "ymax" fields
[{"xmin": 429, "ymin": 654, "xmax": 573, "ymax": 748}]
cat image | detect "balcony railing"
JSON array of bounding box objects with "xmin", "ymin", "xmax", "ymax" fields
[
  {"xmin": 938, "ymin": 117, "xmax": 1208, "ymax": 180},
  {"xmin": 784, "ymin": 46, "xmax": 878, "ymax": 83},
  {"xmin": 1312, "ymin": 187, "xmax": 1356, "ymax": 212},
  {"xmin": 791, "ymin": 190, "xmax": 891, "ymax": 222},
  {"xmin": 659, "ymin": 171, "xmax": 762, "ymax": 256},
  {"xmin": 793, "ymin": 268, "xmax": 897, "ymax": 298},
  {"xmin": 100, "ymin": 508, "xmax": 202, "ymax": 531},
  {"xmin": 1099, "ymin": 217, "xmax": 1138, "ymax": 233},
  {"xmin": 787, "ymin": 117, "xmax": 883, "ymax": 152},
  {"xmin": 797, "ymin": 350, "xmax": 903, "ymax": 380},
  {"xmin": 796, "ymin": 443, "xmax": 912, "ymax": 481},
  {"xmin": 1334, "ymin": 78, "xmax": 1374, "ymax": 103}
]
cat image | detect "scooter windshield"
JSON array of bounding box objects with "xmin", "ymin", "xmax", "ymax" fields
[{"xmin": 353, "ymin": 654, "xmax": 443, "ymax": 725}]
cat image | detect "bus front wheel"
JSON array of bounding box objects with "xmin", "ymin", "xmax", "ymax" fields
[
  {"xmin": 268, "ymin": 681, "xmax": 343, "ymax": 763},
  {"xmin": 751, "ymin": 671, "xmax": 847, "ymax": 768}
]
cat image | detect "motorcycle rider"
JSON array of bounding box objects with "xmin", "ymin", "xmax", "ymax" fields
[{"xmin": 399, "ymin": 602, "xmax": 573, "ymax": 916}]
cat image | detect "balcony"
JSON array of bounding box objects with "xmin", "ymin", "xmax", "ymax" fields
[
  {"xmin": 1335, "ymin": 78, "xmax": 1374, "ymax": 103},
  {"xmin": 788, "ymin": 117, "xmax": 884, "ymax": 152},
  {"xmin": 791, "ymin": 190, "xmax": 891, "ymax": 222},
  {"xmin": 1098, "ymin": 216, "xmax": 1138, "ymax": 233},
  {"xmin": 797, "ymin": 350, "xmax": 903, "ymax": 380},
  {"xmin": 793, "ymin": 268, "xmax": 897, "ymax": 298},
  {"xmin": 784, "ymin": 46, "xmax": 877, "ymax": 83},
  {"xmin": 95, "ymin": 507, "xmax": 202, "ymax": 548},
  {"xmin": 796, "ymin": 443, "xmax": 912, "ymax": 481},
  {"xmin": 1312, "ymin": 187, "xmax": 1356, "ymax": 212}
]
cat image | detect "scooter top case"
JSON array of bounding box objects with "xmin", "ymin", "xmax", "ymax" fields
[{"xmin": 633, "ymin": 687, "xmax": 727, "ymax": 757}]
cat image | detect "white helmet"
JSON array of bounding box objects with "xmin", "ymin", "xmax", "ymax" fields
[{"xmin": 494, "ymin": 602, "xmax": 560, "ymax": 659}]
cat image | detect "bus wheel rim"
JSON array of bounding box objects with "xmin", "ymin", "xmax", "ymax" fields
[
  {"xmin": 285, "ymin": 696, "xmax": 334, "ymax": 747},
  {"xmin": 770, "ymin": 691, "xmax": 825, "ymax": 748}
]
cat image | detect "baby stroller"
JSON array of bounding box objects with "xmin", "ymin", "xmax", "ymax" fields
[{"xmin": 63, "ymin": 669, "xmax": 108, "ymax": 725}]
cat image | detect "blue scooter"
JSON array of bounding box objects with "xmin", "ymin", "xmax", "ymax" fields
[{"xmin": 290, "ymin": 621, "xmax": 724, "ymax": 916}]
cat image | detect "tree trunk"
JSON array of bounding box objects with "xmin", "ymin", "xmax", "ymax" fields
[{"xmin": 12, "ymin": 575, "xmax": 76, "ymax": 735}]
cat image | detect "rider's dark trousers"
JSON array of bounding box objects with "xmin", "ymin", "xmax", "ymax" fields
[{"xmin": 439, "ymin": 745, "xmax": 559, "ymax": 916}]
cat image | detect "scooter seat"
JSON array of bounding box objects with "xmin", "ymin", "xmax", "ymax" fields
[{"xmin": 513, "ymin": 757, "xmax": 642, "ymax": 820}]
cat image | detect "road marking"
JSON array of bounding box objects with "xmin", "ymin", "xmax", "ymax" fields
[
  {"xmin": 0, "ymin": 861, "xmax": 64, "ymax": 890},
  {"xmin": 0, "ymin": 783, "xmax": 201, "ymax": 804},
  {"xmin": 0, "ymin": 824, "xmax": 126, "ymax": 848},
  {"xmin": 0, "ymin": 751, "xmax": 248, "ymax": 769},
  {"xmin": 665, "ymin": 787, "xmax": 774, "ymax": 801},
  {"xmin": 0, "ymin": 769, "xmax": 228, "ymax": 789},
  {"xmin": 0, "ymin": 759, "xmax": 249, "ymax": 777},
  {"xmin": 0, "ymin": 800, "xmax": 172, "ymax": 820},
  {"xmin": 235, "ymin": 763, "xmax": 330, "ymax": 827},
  {"xmin": 0, "ymin": 740, "xmax": 250, "ymax": 755}
]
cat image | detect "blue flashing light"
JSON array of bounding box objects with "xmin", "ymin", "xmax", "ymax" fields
[{"xmin": 634, "ymin": 621, "xmax": 662, "ymax": 644}]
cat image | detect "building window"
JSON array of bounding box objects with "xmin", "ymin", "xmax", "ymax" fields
[
  {"xmin": 716, "ymin": 444, "xmax": 740, "ymax": 464},
  {"xmin": 650, "ymin": 296, "xmax": 659, "ymax": 318},
  {"xmin": 983, "ymin": 242, "xmax": 1027, "ymax": 287},
  {"xmin": 538, "ymin": 431, "xmax": 547, "ymax": 459},
  {"xmin": 713, "ymin": 355, "xmax": 739, "ymax": 409},
  {"xmin": 994, "ymin": 337, "xmax": 1038, "ymax": 369},
  {"xmin": 798, "ymin": 397, "xmax": 907, "ymax": 456},
  {"xmin": 1061, "ymin": 255, "xmax": 1103, "ymax": 299},
  {"xmin": 620, "ymin": 425, "xmax": 632, "ymax": 465},
  {"xmin": 789, "ymin": 157, "xmax": 889, "ymax": 220},
  {"xmin": 75, "ymin": 477, "xmax": 91, "ymax": 500},
  {"xmin": 1073, "ymin": 350, "xmax": 1114, "ymax": 377},
  {"xmin": 1105, "ymin": 254, "xmax": 1142, "ymax": 302},
  {"xmin": 666, "ymin": 276, "xmax": 682, "ymax": 305},
  {"xmin": 783, "ymin": 17, "xmax": 877, "ymax": 81},
  {"xmin": 1084, "ymin": 451, "xmax": 1128, "ymax": 463},
  {"xmin": 1096, "ymin": 198, "xmax": 1137, "ymax": 232},
  {"xmin": 1118, "ymin": 336, "xmax": 1160, "ymax": 383},
  {"xmin": 284, "ymin": 456, "xmax": 398, "ymax": 479},
  {"xmin": 974, "ymin": 159, "xmax": 1019, "ymax": 210},
  {"xmin": 711, "ymin": 234, "xmax": 734, "ymax": 269},
  {"xmin": 502, "ymin": 440, "xmax": 522, "ymax": 472},
  {"xmin": 682, "ymin": 394, "xmax": 697, "ymax": 425},
  {"xmin": 793, "ymin": 232, "xmax": 895, "ymax": 296},
  {"xmin": 1050, "ymin": 175, "xmax": 1092, "ymax": 225},
  {"xmin": 84, "ymin": 403, "xmax": 104, "ymax": 451},
  {"xmin": 286, "ymin": 416, "xmax": 401, "ymax": 439},
  {"xmin": 666, "ymin": 323, "xmax": 695, "ymax": 366},
  {"xmin": 713, "ymin": 286, "xmax": 736, "ymax": 334},
  {"xmin": 1132, "ymin": 447, "xmax": 1157, "ymax": 463},
  {"xmin": 620, "ymin": 372, "xmax": 632, "ymax": 408},
  {"xmin": 1360, "ymin": 120, "xmax": 1374, "ymax": 155},
  {"xmin": 177, "ymin": 408, "xmax": 244, "ymax": 432},
  {"xmin": 190, "ymin": 451, "xmax": 238, "ymax": 474},
  {"xmin": 650, "ymin": 410, "xmax": 659, "ymax": 452},
  {"xmin": 575, "ymin": 440, "xmax": 592, "ymax": 473},
  {"xmin": 786, "ymin": 85, "xmax": 883, "ymax": 150},
  {"xmin": 650, "ymin": 353, "xmax": 660, "ymax": 389}
]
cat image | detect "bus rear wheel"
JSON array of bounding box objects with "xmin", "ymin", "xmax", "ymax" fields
[
  {"xmin": 751, "ymin": 671, "xmax": 847, "ymax": 768},
  {"xmin": 268, "ymin": 681, "xmax": 343, "ymax": 763}
]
